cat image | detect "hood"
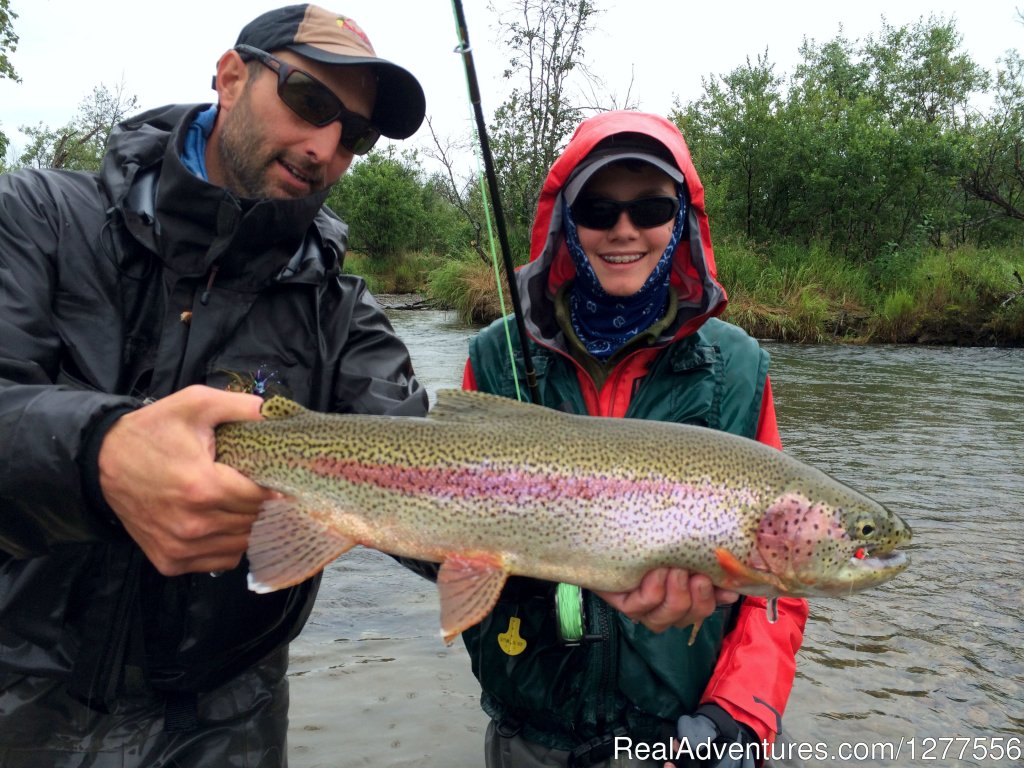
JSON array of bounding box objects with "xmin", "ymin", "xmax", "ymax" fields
[
  {"xmin": 100, "ymin": 104, "xmax": 343, "ymax": 289},
  {"xmin": 518, "ymin": 111, "xmax": 727, "ymax": 347}
]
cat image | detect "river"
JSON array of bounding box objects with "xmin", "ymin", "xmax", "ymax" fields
[{"xmin": 288, "ymin": 309, "xmax": 1023, "ymax": 768}]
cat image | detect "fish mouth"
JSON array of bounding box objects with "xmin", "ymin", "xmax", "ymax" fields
[
  {"xmin": 804, "ymin": 548, "xmax": 911, "ymax": 597},
  {"xmin": 851, "ymin": 548, "xmax": 910, "ymax": 572}
]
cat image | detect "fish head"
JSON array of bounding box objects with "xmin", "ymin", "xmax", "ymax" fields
[{"xmin": 753, "ymin": 486, "xmax": 912, "ymax": 597}]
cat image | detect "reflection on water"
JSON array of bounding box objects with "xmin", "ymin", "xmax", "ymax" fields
[{"xmin": 296, "ymin": 312, "xmax": 1024, "ymax": 767}]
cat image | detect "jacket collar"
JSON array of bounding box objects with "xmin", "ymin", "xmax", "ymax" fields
[{"xmin": 106, "ymin": 104, "xmax": 339, "ymax": 289}]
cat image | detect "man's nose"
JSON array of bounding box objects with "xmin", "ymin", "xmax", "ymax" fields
[{"xmin": 303, "ymin": 120, "xmax": 343, "ymax": 163}]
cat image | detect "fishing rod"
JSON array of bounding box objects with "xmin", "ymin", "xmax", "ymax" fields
[{"xmin": 449, "ymin": 0, "xmax": 541, "ymax": 405}]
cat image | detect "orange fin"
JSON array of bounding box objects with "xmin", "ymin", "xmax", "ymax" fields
[
  {"xmin": 687, "ymin": 618, "xmax": 704, "ymax": 646},
  {"xmin": 715, "ymin": 548, "xmax": 788, "ymax": 593},
  {"xmin": 437, "ymin": 554, "xmax": 509, "ymax": 644},
  {"xmin": 246, "ymin": 497, "xmax": 356, "ymax": 594}
]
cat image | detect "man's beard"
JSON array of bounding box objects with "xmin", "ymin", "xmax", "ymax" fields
[{"xmin": 216, "ymin": 89, "xmax": 326, "ymax": 199}]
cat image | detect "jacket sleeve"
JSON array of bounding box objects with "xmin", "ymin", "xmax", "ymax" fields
[
  {"xmin": 700, "ymin": 375, "xmax": 808, "ymax": 744},
  {"xmin": 0, "ymin": 170, "xmax": 140, "ymax": 557},
  {"xmin": 329, "ymin": 275, "xmax": 429, "ymax": 418},
  {"xmin": 754, "ymin": 378, "xmax": 782, "ymax": 450},
  {"xmin": 462, "ymin": 358, "xmax": 478, "ymax": 390}
]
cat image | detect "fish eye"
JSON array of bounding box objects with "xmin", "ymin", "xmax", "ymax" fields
[{"xmin": 856, "ymin": 520, "xmax": 876, "ymax": 538}]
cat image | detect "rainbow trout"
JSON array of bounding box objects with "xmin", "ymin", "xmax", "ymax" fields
[{"xmin": 215, "ymin": 389, "xmax": 911, "ymax": 641}]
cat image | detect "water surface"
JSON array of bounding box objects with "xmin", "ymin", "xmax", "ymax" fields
[{"xmin": 289, "ymin": 311, "xmax": 1023, "ymax": 767}]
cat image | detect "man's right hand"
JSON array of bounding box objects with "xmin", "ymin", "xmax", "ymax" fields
[{"xmin": 98, "ymin": 385, "xmax": 276, "ymax": 576}]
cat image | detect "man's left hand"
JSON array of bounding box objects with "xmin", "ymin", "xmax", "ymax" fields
[{"xmin": 596, "ymin": 568, "xmax": 739, "ymax": 634}]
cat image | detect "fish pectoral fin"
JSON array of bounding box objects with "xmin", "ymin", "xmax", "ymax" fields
[
  {"xmin": 437, "ymin": 554, "xmax": 509, "ymax": 644},
  {"xmin": 714, "ymin": 548, "xmax": 789, "ymax": 593},
  {"xmin": 246, "ymin": 497, "xmax": 356, "ymax": 594}
]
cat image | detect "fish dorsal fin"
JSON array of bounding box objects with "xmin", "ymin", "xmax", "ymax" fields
[
  {"xmin": 429, "ymin": 389, "xmax": 555, "ymax": 424},
  {"xmin": 260, "ymin": 396, "xmax": 308, "ymax": 420}
]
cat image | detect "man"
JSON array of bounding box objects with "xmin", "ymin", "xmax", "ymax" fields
[{"xmin": 0, "ymin": 5, "xmax": 427, "ymax": 765}]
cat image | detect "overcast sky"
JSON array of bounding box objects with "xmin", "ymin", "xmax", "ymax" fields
[{"xmin": 1, "ymin": 0, "xmax": 1021, "ymax": 165}]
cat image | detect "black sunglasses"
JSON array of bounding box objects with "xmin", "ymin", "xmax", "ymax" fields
[
  {"xmin": 234, "ymin": 44, "xmax": 380, "ymax": 155},
  {"xmin": 572, "ymin": 195, "xmax": 680, "ymax": 230}
]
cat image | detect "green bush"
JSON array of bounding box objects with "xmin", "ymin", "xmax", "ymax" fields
[{"xmin": 327, "ymin": 147, "xmax": 469, "ymax": 260}]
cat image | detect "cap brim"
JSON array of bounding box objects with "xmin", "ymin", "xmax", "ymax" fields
[
  {"xmin": 288, "ymin": 43, "xmax": 426, "ymax": 140},
  {"xmin": 564, "ymin": 151, "xmax": 685, "ymax": 205}
]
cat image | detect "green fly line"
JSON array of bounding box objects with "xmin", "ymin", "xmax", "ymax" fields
[
  {"xmin": 555, "ymin": 582, "xmax": 585, "ymax": 644},
  {"xmin": 450, "ymin": 0, "xmax": 524, "ymax": 402}
]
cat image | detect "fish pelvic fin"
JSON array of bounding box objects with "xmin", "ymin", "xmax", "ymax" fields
[
  {"xmin": 246, "ymin": 497, "xmax": 356, "ymax": 594},
  {"xmin": 714, "ymin": 548, "xmax": 789, "ymax": 594},
  {"xmin": 437, "ymin": 554, "xmax": 509, "ymax": 644},
  {"xmin": 687, "ymin": 618, "xmax": 704, "ymax": 646}
]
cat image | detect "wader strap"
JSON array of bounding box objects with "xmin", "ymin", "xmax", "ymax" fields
[{"xmin": 567, "ymin": 726, "xmax": 628, "ymax": 768}]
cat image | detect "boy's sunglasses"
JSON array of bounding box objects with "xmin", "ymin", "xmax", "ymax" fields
[
  {"xmin": 571, "ymin": 195, "xmax": 680, "ymax": 230},
  {"xmin": 235, "ymin": 44, "xmax": 380, "ymax": 155}
]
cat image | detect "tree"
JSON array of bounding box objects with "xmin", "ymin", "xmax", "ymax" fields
[
  {"xmin": 964, "ymin": 50, "xmax": 1024, "ymax": 222},
  {"xmin": 0, "ymin": 0, "xmax": 19, "ymax": 167},
  {"xmin": 489, "ymin": 0, "xmax": 599, "ymax": 260},
  {"xmin": 676, "ymin": 16, "xmax": 996, "ymax": 256},
  {"xmin": 17, "ymin": 81, "xmax": 138, "ymax": 171},
  {"xmin": 422, "ymin": 116, "xmax": 491, "ymax": 264},
  {"xmin": 0, "ymin": 0, "xmax": 18, "ymax": 83},
  {"xmin": 326, "ymin": 145, "xmax": 465, "ymax": 260},
  {"xmin": 863, "ymin": 16, "xmax": 987, "ymax": 127},
  {"xmin": 675, "ymin": 52, "xmax": 785, "ymax": 239}
]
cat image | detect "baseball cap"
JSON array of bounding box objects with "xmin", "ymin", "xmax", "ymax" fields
[
  {"xmin": 563, "ymin": 135, "xmax": 685, "ymax": 205},
  {"xmin": 235, "ymin": 4, "xmax": 426, "ymax": 139}
]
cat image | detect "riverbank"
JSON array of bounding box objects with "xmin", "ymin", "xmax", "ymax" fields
[{"xmin": 352, "ymin": 243, "xmax": 1024, "ymax": 346}]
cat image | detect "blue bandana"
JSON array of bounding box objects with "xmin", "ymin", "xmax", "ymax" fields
[
  {"xmin": 180, "ymin": 105, "xmax": 218, "ymax": 181},
  {"xmin": 563, "ymin": 189, "xmax": 687, "ymax": 360}
]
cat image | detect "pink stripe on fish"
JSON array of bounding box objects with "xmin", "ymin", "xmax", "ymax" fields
[
  {"xmin": 299, "ymin": 456, "xmax": 757, "ymax": 518},
  {"xmin": 306, "ymin": 457, "xmax": 676, "ymax": 502}
]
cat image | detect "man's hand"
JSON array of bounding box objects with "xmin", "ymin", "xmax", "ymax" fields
[
  {"xmin": 98, "ymin": 385, "xmax": 275, "ymax": 575},
  {"xmin": 596, "ymin": 568, "xmax": 739, "ymax": 634}
]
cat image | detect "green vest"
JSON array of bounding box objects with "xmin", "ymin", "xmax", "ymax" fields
[{"xmin": 464, "ymin": 316, "xmax": 770, "ymax": 750}]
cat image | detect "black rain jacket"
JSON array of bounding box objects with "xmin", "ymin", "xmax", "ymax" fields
[{"xmin": 0, "ymin": 103, "xmax": 428, "ymax": 707}]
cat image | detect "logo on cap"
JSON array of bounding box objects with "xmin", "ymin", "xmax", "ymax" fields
[{"xmin": 336, "ymin": 16, "xmax": 371, "ymax": 48}]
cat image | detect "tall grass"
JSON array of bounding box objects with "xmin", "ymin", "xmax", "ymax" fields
[
  {"xmin": 385, "ymin": 238, "xmax": 1023, "ymax": 346},
  {"xmin": 715, "ymin": 240, "xmax": 873, "ymax": 341},
  {"xmin": 869, "ymin": 246, "xmax": 1024, "ymax": 343},
  {"xmin": 874, "ymin": 289, "xmax": 917, "ymax": 342},
  {"xmin": 344, "ymin": 250, "xmax": 447, "ymax": 295},
  {"xmin": 426, "ymin": 253, "xmax": 507, "ymax": 325}
]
